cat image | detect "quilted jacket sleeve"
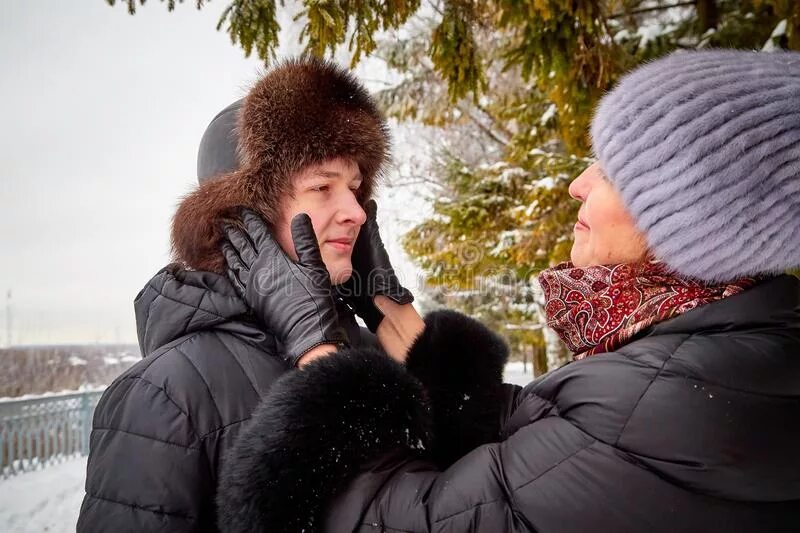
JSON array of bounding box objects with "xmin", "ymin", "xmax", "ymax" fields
[
  {"xmin": 214, "ymin": 297, "xmax": 800, "ymax": 533},
  {"xmin": 77, "ymin": 371, "xmax": 214, "ymax": 532},
  {"xmin": 215, "ymin": 312, "xmax": 534, "ymax": 533},
  {"xmin": 212, "ymin": 324, "xmax": 651, "ymax": 533},
  {"xmin": 214, "ymin": 346, "xmax": 583, "ymax": 533}
]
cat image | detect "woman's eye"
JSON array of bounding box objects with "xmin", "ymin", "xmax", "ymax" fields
[{"xmin": 311, "ymin": 185, "xmax": 329, "ymax": 192}]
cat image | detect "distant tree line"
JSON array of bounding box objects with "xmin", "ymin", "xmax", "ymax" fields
[{"xmin": 0, "ymin": 345, "xmax": 139, "ymax": 397}]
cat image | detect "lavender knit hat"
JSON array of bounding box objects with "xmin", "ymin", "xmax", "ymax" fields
[{"xmin": 591, "ymin": 50, "xmax": 800, "ymax": 282}]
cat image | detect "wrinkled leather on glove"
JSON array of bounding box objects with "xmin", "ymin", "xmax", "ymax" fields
[
  {"xmin": 222, "ymin": 209, "xmax": 349, "ymax": 366},
  {"xmin": 336, "ymin": 200, "xmax": 414, "ymax": 332}
]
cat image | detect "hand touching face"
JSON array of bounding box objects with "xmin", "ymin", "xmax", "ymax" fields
[{"xmin": 273, "ymin": 157, "xmax": 367, "ymax": 284}]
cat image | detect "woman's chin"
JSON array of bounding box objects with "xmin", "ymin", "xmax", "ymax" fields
[{"xmin": 570, "ymin": 248, "xmax": 587, "ymax": 267}]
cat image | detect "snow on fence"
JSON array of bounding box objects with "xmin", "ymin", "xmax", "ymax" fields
[{"xmin": 0, "ymin": 389, "xmax": 104, "ymax": 479}]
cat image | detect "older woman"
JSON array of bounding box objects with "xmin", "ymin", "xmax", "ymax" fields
[{"xmin": 217, "ymin": 50, "xmax": 800, "ymax": 532}]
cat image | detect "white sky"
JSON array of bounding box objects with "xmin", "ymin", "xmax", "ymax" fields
[{"xmin": 0, "ymin": 1, "xmax": 429, "ymax": 345}]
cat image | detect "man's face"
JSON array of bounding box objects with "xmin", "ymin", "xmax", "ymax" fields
[{"xmin": 274, "ymin": 157, "xmax": 367, "ymax": 284}]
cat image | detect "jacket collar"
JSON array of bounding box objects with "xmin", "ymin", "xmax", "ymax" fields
[
  {"xmin": 135, "ymin": 264, "xmax": 268, "ymax": 356},
  {"xmin": 646, "ymin": 275, "xmax": 800, "ymax": 338},
  {"xmin": 134, "ymin": 264, "xmax": 370, "ymax": 358}
]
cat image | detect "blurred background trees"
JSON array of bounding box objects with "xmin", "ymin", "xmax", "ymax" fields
[{"xmin": 110, "ymin": 0, "xmax": 799, "ymax": 371}]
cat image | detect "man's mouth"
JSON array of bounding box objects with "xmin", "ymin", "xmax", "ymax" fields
[{"xmin": 325, "ymin": 237, "xmax": 354, "ymax": 251}]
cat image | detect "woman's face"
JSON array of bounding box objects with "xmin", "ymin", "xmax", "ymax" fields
[
  {"xmin": 274, "ymin": 157, "xmax": 367, "ymax": 284},
  {"xmin": 568, "ymin": 162, "xmax": 649, "ymax": 267}
]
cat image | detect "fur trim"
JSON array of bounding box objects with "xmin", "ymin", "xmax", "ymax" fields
[
  {"xmin": 216, "ymin": 349, "xmax": 431, "ymax": 533},
  {"xmin": 172, "ymin": 56, "xmax": 391, "ymax": 273},
  {"xmin": 170, "ymin": 172, "xmax": 256, "ymax": 274},
  {"xmin": 406, "ymin": 310, "xmax": 509, "ymax": 468}
]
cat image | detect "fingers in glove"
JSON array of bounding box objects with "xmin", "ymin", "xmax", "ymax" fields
[
  {"xmin": 360, "ymin": 201, "xmax": 391, "ymax": 267},
  {"xmin": 291, "ymin": 214, "xmax": 324, "ymax": 268},
  {"xmin": 351, "ymin": 200, "xmax": 374, "ymax": 257},
  {"xmin": 363, "ymin": 198, "xmax": 378, "ymax": 223},
  {"xmin": 223, "ymin": 223, "xmax": 258, "ymax": 267},
  {"xmin": 386, "ymin": 288, "xmax": 415, "ymax": 305},
  {"xmin": 221, "ymin": 241, "xmax": 248, "ymax": 297},
  {"xmin": 291, "ymin": 213, "xmax": 333, "ymax": 297},
  {"xmin": 240, "ymin": 208, "xmax": 272, "ymax": 249},
  {"xmin": 362, "ymin": 199, "xmax": 384, "ymax": 248}
]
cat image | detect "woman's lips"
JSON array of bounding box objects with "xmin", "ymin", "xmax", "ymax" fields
[{"xmin": 575, "ymin": 219, "xmax": 590, "ymax": 231}]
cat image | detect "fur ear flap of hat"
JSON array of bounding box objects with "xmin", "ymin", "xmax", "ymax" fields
[
  {"xmin": 590, "ymin": 50, "xmax": 800, "ymax": 283},
  {"xmin": 172, "ymin": 55, "xmax": 391, "ymax": 274},
  {"xmin": 171, "ymin": 173, "xmax": 258, "ymax": 275}
]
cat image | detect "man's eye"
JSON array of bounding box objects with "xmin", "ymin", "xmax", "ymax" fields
[{"xmin": 311, "ymin": 185, "xmax": 329, "ymax": 192}]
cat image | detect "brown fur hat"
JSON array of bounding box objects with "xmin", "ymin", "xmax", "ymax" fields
[{"xmin": 171, "ymin": 56, "xmax": 391, "ymax": 274}]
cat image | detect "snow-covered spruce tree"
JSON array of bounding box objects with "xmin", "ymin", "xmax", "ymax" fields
[
  {"xmin": 374, "ymin": 0, "xmax": 799, "ymax": 371},
  {"xmin": 112, "ymin": 0, "xmax": 800, "ymax": 371}
]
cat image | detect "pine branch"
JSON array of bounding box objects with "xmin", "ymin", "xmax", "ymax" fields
[
  {"xmin": 609, "ymin": 1, "xmax": 696, "ymax": 20},
  {"xmin": 107, "ymin": 0, "xmax": 205, "ymax": 15},
  {"xmin": 461, "ymin": 106, "xmax": 509, "ymax": 147},
  {"xmin": 389, "ymin": 177, "xmax": 448, "ymax": 191},
  {"xmin": 473, "ymin": 101, "xmax": 514, "ymax": 139}
]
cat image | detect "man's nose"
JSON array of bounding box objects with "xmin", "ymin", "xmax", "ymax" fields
[{"xmin": 338, "ymin": 191, "xmax": 367, "ymax": 226}]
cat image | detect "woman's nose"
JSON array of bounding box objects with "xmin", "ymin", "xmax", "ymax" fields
[
  {"xmin": 569, "ymin": 164, "xmax": 597, "ymax": 202},
  {"xmin": 569, "ymin": 174, "xmax": 587, "ymax": 202}
]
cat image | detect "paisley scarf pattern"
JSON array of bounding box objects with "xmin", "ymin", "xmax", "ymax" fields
[{"xmin": 538, "ymin": 262, "xmax": 758, "ymax": 359}]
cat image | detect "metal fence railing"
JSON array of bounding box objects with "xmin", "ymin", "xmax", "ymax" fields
[{"xmin": 0, "ymin": 389, "xmax": 104, "ymax": 479}]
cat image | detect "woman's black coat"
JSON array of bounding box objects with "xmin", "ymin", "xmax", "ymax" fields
[
  {"xmin": 76, "ymin": 264, "xmax": 377, "ymax": 532},
  {"xmin": 218, "ymin": 275, "xmax": 800, "ymax": 532}
]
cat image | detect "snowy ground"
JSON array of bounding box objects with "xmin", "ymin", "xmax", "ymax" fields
[
  {"xmin": 503, "ymin": 360, "xmax": 536, "ymax": 387},
  {"xmin": 0, "ymin": 363, "xmax": 535, "ymax": 531},
  {"xmin": 0, "ymin": 457, "xmax": 86, "ymax": 533}
]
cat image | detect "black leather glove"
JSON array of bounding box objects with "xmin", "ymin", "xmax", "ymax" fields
[
  {"xmin": 336, "ymin": 200, "xmax": 414, "ymax": 332},
  {"xmin": 222, "ymin": 209, "xmax": 349, "ymax": 367}
]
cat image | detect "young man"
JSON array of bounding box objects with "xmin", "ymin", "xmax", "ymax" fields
[{"xmin": 77, "ymin": 57, "xmax": 405, "ymax": 532}]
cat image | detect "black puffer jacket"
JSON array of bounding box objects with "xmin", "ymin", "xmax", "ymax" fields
[
  {"xmin": 218, "ymin": 275, "xmax": 800, "ymax": 532},
  {"xmin": 77, "ymin": 264, "xmax": 376, "ymax": 532}
]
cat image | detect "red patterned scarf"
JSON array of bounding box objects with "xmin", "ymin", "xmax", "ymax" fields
[{"xmin": 537, "ymin": 261, "xmax": 758, "ymax": 360}]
